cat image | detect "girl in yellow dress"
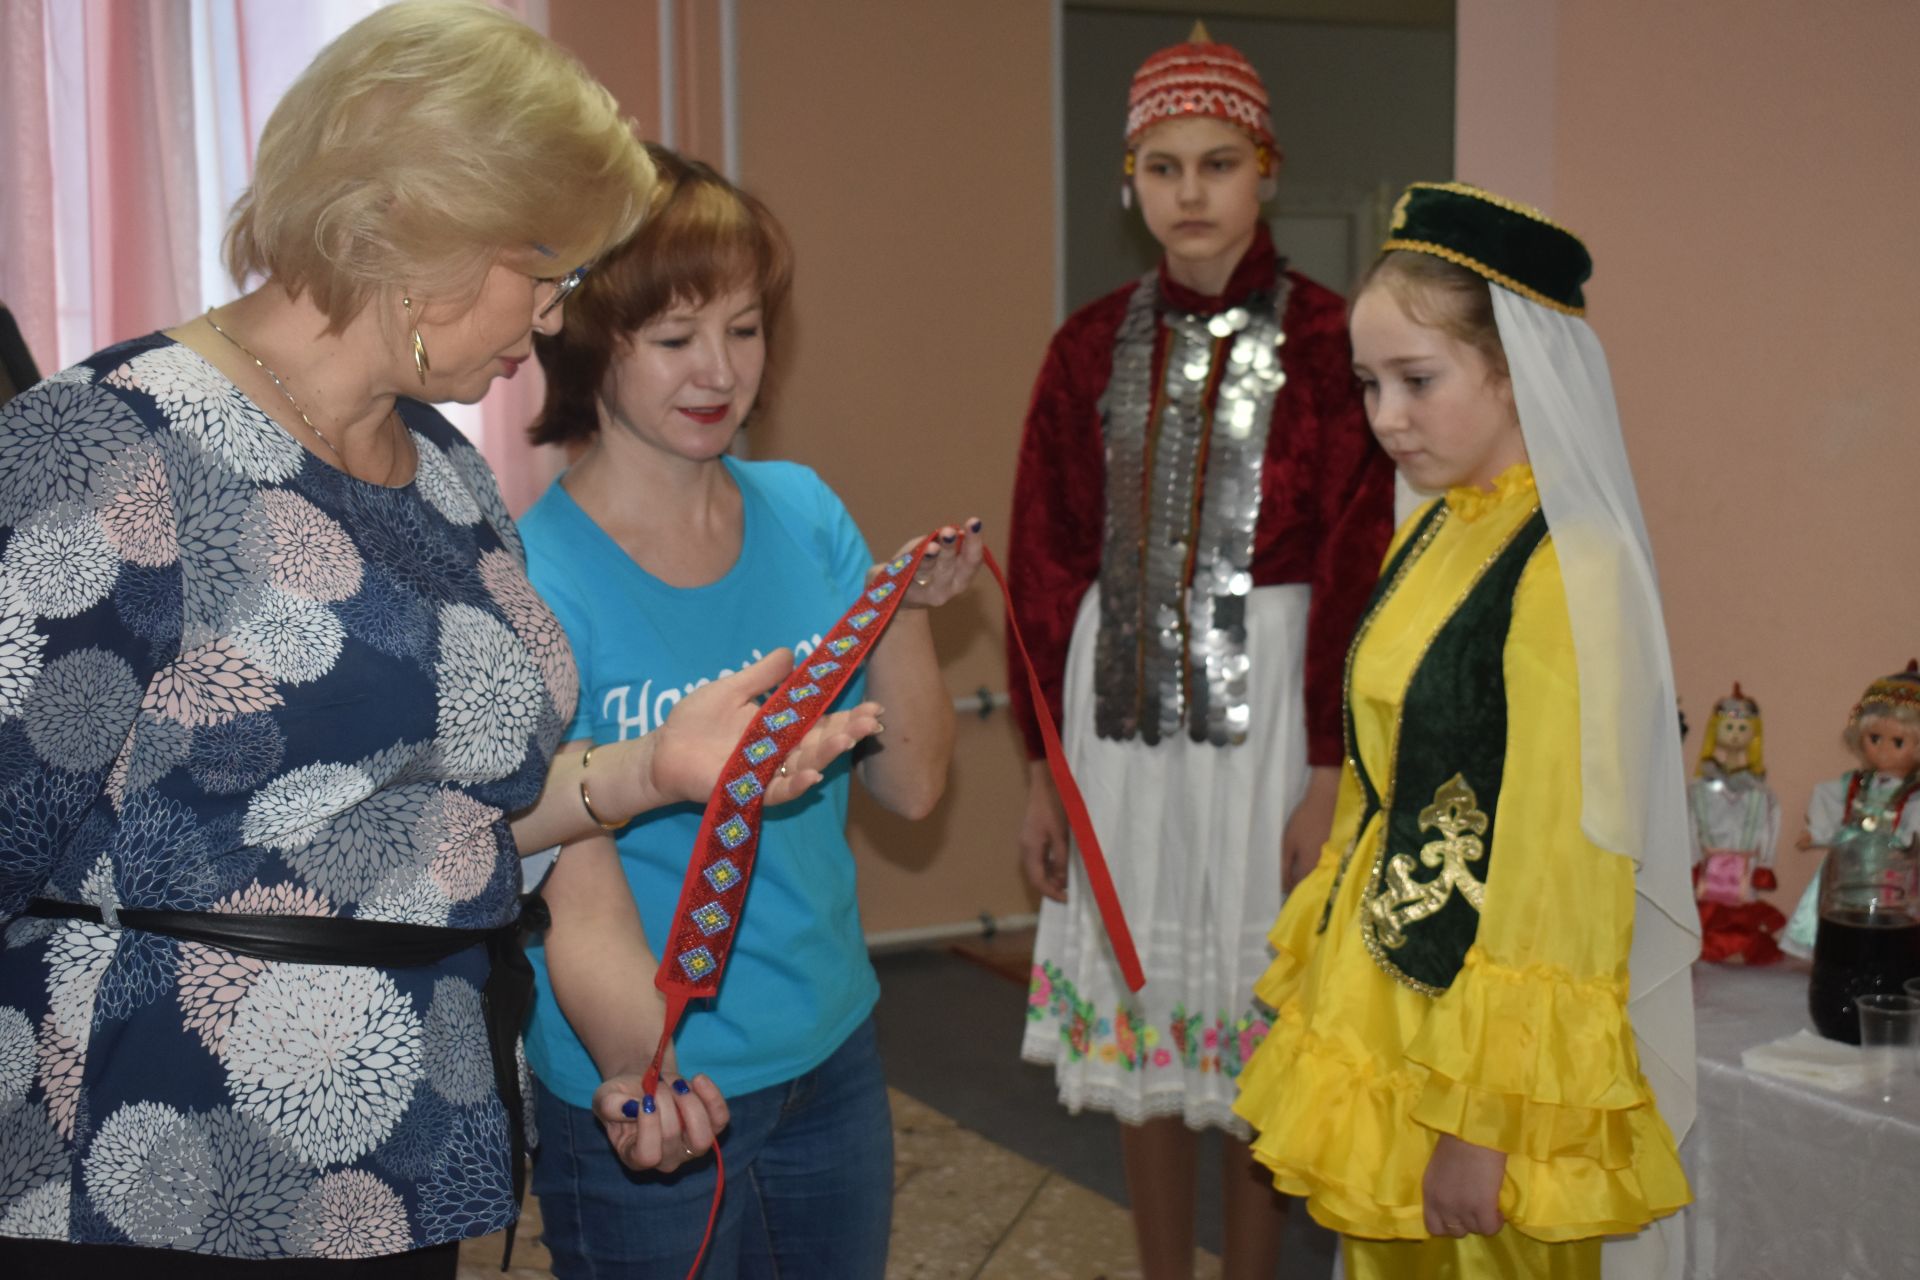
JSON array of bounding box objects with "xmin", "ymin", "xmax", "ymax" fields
[{"xmin": 1232, "ymin": 184, "xmax": 1700, "ymax": 1279}]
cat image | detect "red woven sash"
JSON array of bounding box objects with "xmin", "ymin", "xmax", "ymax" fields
[
  {"xmin": 634, "ymin": 533, "xmax": 1141, "ymax": 1277},
  {"xmin": 640, "ymin": 534, "xmax": 1141, "ymax": 1092}
]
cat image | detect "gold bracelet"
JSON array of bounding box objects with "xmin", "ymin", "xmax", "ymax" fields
[{"xmin": 578, "ymin": 744, "xmax": 625, "ymax": 832}]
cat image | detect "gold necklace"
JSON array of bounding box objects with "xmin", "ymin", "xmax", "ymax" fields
[
  {"xmin": 204, "ymin": 308, "xmax": 346, "ymax": 463},
  {"xmin": 204, "ymin": 308, "xmax": 411, "ymax": 485}
]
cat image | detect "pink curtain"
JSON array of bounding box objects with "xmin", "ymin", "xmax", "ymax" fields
[
  {"xmin": 83, "ymin": 0, "xmax": 202, "ymax": 351},
  {"xmin": 0, "ymin": 0, "xmax": 565, "ymax": 515},
  {"xmin": 0, "ymin": 0, "xmax": 57, "ymax": 372}
]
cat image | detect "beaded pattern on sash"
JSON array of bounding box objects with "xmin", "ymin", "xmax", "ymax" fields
[
  {"xmin": 645, "ymin": 539, "xmax": 1147, "ymax": 1084},
  {"xmin": 1094, "ymin": 271, "xmax": 1290, "ymax": 746}
]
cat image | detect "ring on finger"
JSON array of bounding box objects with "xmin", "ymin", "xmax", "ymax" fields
[{"xmin": 777, "ymin": 761, "xmax": 789, "ymax": 777}]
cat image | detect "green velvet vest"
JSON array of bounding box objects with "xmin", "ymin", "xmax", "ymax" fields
[{"xmin": 1318, "ymin": 499, "xmax": 1551, "ymax": 995}]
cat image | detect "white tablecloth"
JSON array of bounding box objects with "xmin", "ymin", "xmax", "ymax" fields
[{"xmin": 1684, "ymin": 962, "xmax": 1920, "ymax": 1280}]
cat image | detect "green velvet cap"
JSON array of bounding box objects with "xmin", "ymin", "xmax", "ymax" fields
[{"xmin": 1381, "ymin": 182, "xmax": 1592, "ymax": 315}]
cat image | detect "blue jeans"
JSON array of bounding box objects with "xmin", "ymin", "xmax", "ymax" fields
[{"xmin": 531, "ymin": 1016, "xmax": 894, "ymax": 1279}]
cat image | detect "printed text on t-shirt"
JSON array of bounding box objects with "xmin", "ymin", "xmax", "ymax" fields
[{"xmin": 598, "ymin": 635, "xmax": 829, "ymax": 740}]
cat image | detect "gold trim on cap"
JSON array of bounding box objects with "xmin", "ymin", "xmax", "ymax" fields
[
  {"xmin": 1379, "ymin": 238, "xmax": 1587, "ymax": 317},
  {"xmin": 1404, "ymin": 181, "xmax": 1590, "ymax": 252}
]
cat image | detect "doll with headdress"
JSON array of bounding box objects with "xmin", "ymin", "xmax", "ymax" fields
[
  {"xmin": 1689, "ymin": 685, "xmax": 1786, "ymax": 963},
  {"xmin": 1782, "ymin": 660, "xmax": 1920, "ymax": 957}
]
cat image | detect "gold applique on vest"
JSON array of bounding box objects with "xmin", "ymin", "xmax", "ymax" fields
[{"xmin": 1363, "ymin": 774, "xmax": 1489, "ymax": 951}]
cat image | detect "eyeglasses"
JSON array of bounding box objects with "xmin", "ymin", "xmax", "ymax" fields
[{"xmin": 538, "ymin": 264, "xmax": 592, "ymax": 318}]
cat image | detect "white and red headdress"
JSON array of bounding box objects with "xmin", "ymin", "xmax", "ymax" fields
[{"xmin": 1124, "ymin": 22, "xmax": 1276, "ymax": 154}]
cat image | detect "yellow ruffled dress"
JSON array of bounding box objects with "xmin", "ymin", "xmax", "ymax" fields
[{"xmin": 1232, "ymin": 466, "xmax": 1689, "ymax": 1273}]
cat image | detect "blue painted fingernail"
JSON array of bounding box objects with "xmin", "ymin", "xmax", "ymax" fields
[
  {"xmin": 941, "ymin": 532, "xmax": 956, "ymax": 543},
  {"xmin": 672, "ymin": 1079, "xmax": 691, "ymax": 1095},
  {"xmin": 969, "ymin": 518, "xmax": 982, "ymax": 531},
  {"xmin": 622, "ymin": 1099, "xmax": 639, "ymax": 1118},
  {"xmin": 642, "ymin": 1094, "xmax": 656, "ymax": 1115}
]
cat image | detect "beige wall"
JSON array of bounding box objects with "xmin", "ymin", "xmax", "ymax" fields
[
  {"xmin": 733, "ymin": 1, "xmax": 1055, "ymax": 936},
  {"xmin": 1459, "ymin": 0, "xmax": 1920, "ymax": 911},
  {"xmin": 544, "ymin": 0, "xmax": 1057, "ymax": 937},
  {"xmin": 547, "ymin": 0, "xmax": 662, "ymax": 139}
]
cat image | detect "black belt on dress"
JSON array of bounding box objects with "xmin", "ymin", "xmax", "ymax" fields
[{"xmin": 24, "ymin": 895, "xmax": 541, "ymax": 1268}]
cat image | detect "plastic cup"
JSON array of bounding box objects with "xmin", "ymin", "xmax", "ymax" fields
[{"xmin": 1856, "ymin": 993, "xmax": 1920, "ymax": 1101}]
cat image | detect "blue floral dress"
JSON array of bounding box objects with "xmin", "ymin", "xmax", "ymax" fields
[{"xmin": 0, "ymin": 335, "xmax": 574, "ymax": 1258}]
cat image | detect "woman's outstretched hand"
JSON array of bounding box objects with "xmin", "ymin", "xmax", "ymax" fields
[
  {"xmin": 883, "ymin": 519, "xmax": 987, "ymax": 610},
  {"xmin": 650, "ymin": 650, "xmax": 883, "ymax": 808}
]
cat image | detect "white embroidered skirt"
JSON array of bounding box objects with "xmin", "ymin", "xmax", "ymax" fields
[{"xmin": 1021, "ymin": 584, "xmax": 1312, "ymax": 1134}]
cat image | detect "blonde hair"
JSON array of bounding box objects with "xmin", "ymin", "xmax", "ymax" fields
[
  {"xmin": 1697, "ymin": 706, "xmax": 1766, "ymax": 777},
  {"xmin": 225, "ymin": 0, "xmax": 651, "ymax": 329},
  {"xmin": 1358, "ymin": 249, "xmax": 1509, "ymax": 381},
  {"xmin": 1844, "ymin": 701, "xmax": 1920, "ymax": 758}
]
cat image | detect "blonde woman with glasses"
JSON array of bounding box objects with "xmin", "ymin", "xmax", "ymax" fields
[{"xmin": 0, "ymin": 5, "xmax": 867, "ymax": 1275}]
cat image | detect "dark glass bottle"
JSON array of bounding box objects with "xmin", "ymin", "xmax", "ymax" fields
[
  {"xmin": 1808, "ymin": 801, "xmax": 1920, "ymax": 1042},
  {"xmin": 1808, "ymin": 909, "xmax": 1920, "ymax": 1043}
]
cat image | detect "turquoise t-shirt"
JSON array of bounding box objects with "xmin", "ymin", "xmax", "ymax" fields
[{"xmin": 519, "ymin": 457, "xmax": 880, "ymax": 1103}]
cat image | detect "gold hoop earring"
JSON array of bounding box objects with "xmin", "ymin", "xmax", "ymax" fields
[{"xmin": 403, "ymin": 295, "xmax": 430, "ymax": 385}]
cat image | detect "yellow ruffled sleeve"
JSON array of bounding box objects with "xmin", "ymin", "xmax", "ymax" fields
[{"xmin": 1403, "ymin": 543, "xmax": 1689, "ymax": 1234}]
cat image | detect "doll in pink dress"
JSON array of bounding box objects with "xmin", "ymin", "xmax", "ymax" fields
[{"xmin": 1689, "ymin": 685, "xmax": 1786, "ymax": 963}]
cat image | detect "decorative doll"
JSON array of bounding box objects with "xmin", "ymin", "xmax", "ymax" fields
[
  {"xmin": 1689, "ymin": 685, "xmax": 1786, "ymax": 963},
  {"xmin": 1783, "ymin": 660, "xmax": 1920, "ymax": 958}
]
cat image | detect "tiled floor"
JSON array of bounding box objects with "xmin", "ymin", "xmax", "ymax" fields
[
  {"xmin": 890, "ymin": 1088, "xmax": 1222, "ymax": 1280},
  {"xmin": 456, "ymin": 1087, "xmax": 1220, "ymax": 1280}
]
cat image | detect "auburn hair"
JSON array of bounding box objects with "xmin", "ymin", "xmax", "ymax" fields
[{"xmin": 530, "ymin": 145, "xmax": 793, "ymax": 445}]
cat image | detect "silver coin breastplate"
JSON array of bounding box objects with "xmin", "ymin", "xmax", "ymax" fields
[{"xmin": 1093, "ymin": 272, "xmax": 1290, "ymax": 747}]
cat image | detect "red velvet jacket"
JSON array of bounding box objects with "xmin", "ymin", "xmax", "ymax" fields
[{"xmin": 1005, "ymin": 226, "xmax": 1393, "ymax": 766}]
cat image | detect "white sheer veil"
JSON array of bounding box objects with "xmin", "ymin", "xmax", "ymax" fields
[{"xmin": 1492, "ymin": 287, "xmax": 1700, "ymax": 1278}]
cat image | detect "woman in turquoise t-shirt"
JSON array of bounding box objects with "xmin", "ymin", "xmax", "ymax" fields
[{"xmin": 517, "ymin": 146, "xmax": 982, "ymax": 1279}]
